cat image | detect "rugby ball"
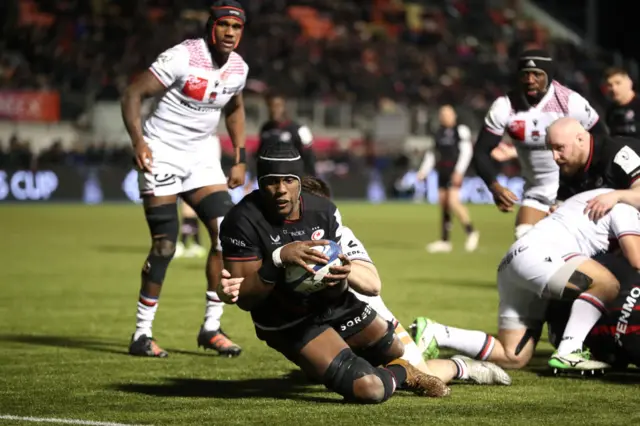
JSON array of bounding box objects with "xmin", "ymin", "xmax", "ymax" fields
[{"xmin": 285, "ymin": 241, "xmax": 343, "ymax": 294}]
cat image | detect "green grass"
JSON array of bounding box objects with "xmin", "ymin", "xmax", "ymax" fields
[{"xmin": 1, "ymin": 203, "xmax": 639, "ymax": 425}]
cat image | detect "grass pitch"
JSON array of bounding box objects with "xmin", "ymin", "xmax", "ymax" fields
[{"xmin": 1, "ymin": 202, "xmax": 639, "ymax": 425}]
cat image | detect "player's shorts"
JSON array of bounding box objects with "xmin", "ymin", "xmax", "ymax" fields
[
  {"xmin": 521, "ymin": 171, "xmax": 558, "ymax": 213},
  {"xmin": 496, "ymin": 232, "xmax": 587, "ymax": 330},
  {"xmin": 254, "ymin": 291, "xmax": 378, "ymax": 363},
  {"xmin": 436, "ymin": 166, "xmax": 456, "ymax": 189},
  {"xmin": 138, "ymin": 137, "xmax": 226, "ymax": 197}
]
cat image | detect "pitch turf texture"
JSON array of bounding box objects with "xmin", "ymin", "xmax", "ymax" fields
[{"xmin": 1, "ymin": 203, "xmax": 640, "ymax": 426}]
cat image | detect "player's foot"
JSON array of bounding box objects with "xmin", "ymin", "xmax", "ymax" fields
[
  {"xmin": 548, "ymin": 349, "xmax": 610, "ymax": 373},
  {"xmin": 465, "ymin": 231, "xmax": 480, "ymax": 252},
  {"xmin": 185, "ymin": 243, "xmax": 207, "ymax": 258},
  {"xmin": 128, "ymin": 334, "xmax": 168, "ymax": 358},
  {"xmin": 387, "ymin": 359, "xmax": 450, "ymax": 397},
  {"xmin": 452, "ymin": 355, "xmax": 512, "ymax": 385},
  {"xmin": 409, "ymin": 317, "xmax": 440, "ymax": 360},
  {"xmin": 426, "ymin": 240, "xmax": 452, "ymax": 253},
  {"xmin": 174, "ymin": 241, "xmax": 186, "ymax": 258},
  {"xmin": 197, "ymin": 327, "xmax": 242, "ymax": 357}
]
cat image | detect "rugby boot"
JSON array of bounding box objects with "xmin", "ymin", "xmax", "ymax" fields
[
  {"xmin": 548, "ymin": 348, "xmax": 610, "ymax": 375},
  {"xmin": 387, "ymin": 359, "xmax": 451, "ymax": 397},
  {"xmin": 197, "ymin": 327, "xmax": 242, "ymax": 357},
  {"xmin": 129, "ymin": 334, "xmax": 168, "ymax": 358},
  {"xmin": 452, "ymin": 355, "xmax": 512, "ymax": 385},
  {"xmin": 409, "ymin": 317, "xmax": 440, "ymax": 360}
]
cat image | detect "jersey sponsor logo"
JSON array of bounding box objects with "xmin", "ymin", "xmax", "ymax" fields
[
  {"xmin": 613, "ymin": 145, "xmax": 640, "ymax": 175},
  {"xmin": 157, "ymin": 52, "xmax": 173, "ymax": 64},
  {"xmin": 614, "ymin": 286, "xmax": 640, "ymax": 346},
  {"xmin": 153, "ymin": 174, "xmax": 176, "ymax": 187},
  {"xmin": 182, "ymin": 75, "xmax": 209, "ymax": 101},
  {"xmin": 347, "ymin": 240, "xmax": 357, "ymax": 248},
  {"xmin": 531, "ymin": 130, "xmax": 541, "ymax": 141},
  {"xmin": 507, "ymin": 120, "xmax": 526, "ymax": 141},
  {"xmin": 497, "ymin": 245, "xmax": 528, "ymax": 272},
  {"xmin": 209, "ymin": 92, "xmax": 218, "ymax": 102},
  {"xmin": 270, "ymin": 234, "xmax": 281, "ymax": 244},
  {"xmin": 223, "ymin": 85, "xmax": 242, "ymax": 95},
  {"xmin": 311, "ymin": 229, "xmax": 325, "ymax": 240},
  {"xmin": 339, "ymin": 304, "xmax": 373, "ymax": 332},
  {"xmin": 179, "ymin": 100, "xmax": 220, "ymax": 111},
  {"xmin": 222, "ymin": 236, "xmax": 246, "ymax": 247}
]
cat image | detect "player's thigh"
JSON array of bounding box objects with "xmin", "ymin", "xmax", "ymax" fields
[
  {"xmin": 182, "ymin": 185, "xmax": 233, "ymax": 239},
  {"xmin": 497, "ymin": 266, "xmax": 548, "ymax": 333},
  {"xmin": 566, "ymin": 258, "xmax": 620, "ymax": 300},
  {"xmin": 437, "ymin": 167, "xmax": 453, "ymax": 191},
  {"xmin": 138, "ymin": 142, "xmax": 186, "ymax": 198},
  {"xmin": 297, "ymin": 328, "xmax": 351, "ymax": 380}
]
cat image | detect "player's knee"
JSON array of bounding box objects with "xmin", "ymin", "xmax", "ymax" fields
[
  {"xmin": 352, "ymin": 374, "xmax": 386, "ymax": 403},
  {"xmin": 323, "ymin": 348, "xmax": 394, "ymax": 404},
  {"xmin": 355, "ymin": 321, "xmax": 399, "ymax": 366},
  {"xmin": 143, "ymin": 204, "xmax": 179, "ymax": 284},
  {"xmin": 514, "ymin": 224, "xmax": 533, "ymax": 240},
  {"xmin": 593, "ymin": 276, "xmax": 620, "ymax": 303},
  {"xmin": 193, "ymin": 192, "xmax": 233, "ymax": 252}
]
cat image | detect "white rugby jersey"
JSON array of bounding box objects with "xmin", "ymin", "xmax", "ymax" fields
[
  {"xmin": 143, "ymin": 38, "xmax": 249, "ymax": 151},
  {"xmin": 340, "ymin": 226, "xmax": 373, "ymax": 263},
  {"xmin": 484, "ymin": 81, "xmax": 599, "ymax": 184},
  {"xmin": 528, "ymin": 188, "xmax": 640, "ymax": 258}
]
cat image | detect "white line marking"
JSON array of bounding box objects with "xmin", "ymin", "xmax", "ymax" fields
[{"xmin": 0, "ymin": 414, "xmax": 151, "ymax": 426}]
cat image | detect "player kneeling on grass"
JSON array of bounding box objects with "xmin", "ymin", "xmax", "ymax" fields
[
  {"xmin": 218, "ymin": 144, "xmax": 451, "ymax": 403},
  {"xmin": 412, "ymin": 188, "xmax": 640, "ymax": 373},
  {"xmin": 300, "ymin": 176, "xmax": 510, "ymax": 386},
  {"xmin": 546, "ymin": 253, "xmax": 640, "ymax": 370}
]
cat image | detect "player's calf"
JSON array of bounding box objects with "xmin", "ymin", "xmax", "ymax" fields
[{"xmin": 142, "ymin": 203, "xmax": 179, "ymax": 285}]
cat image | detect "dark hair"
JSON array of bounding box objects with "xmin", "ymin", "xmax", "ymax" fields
[
  {"xmin": 301, "ymin": 176, "xmax": 331, "ymax": 198},
  {"xmin": 265, "ymin": 90, "xmax": 285, "ymax": 102},
  {"xmin": 604, "ymin": 67, "xmax": 629, "ymax": 79}
]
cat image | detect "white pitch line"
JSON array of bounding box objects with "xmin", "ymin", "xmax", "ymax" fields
[{"xmin": 0, "ymin": 414, "xmax": 152, "ymax": 426}]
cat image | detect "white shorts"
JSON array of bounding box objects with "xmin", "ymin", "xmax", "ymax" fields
[
  {"xmin": 521, "ymin": 172, "xmax": 558, "ymax": 213},
  {"xmin": 496, "ymin": 235, "xmax": 586, "ymax": 330},
  {"xmin": 138, "ymin": 138, "xmax": 226, "ymax": 197}
]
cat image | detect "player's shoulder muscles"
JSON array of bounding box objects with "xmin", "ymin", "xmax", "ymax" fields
[
  {"xmin": 568, "ymin": 91, "xmax": 600, "ymax": 130},
  {"xmin": 484, "ymin": 96, "xmax": 511, "ymax": 135}
]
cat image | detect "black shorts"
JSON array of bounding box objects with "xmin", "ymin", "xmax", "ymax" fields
[
  {"xmin": 254, "ymin": 291, "xmax": 377, "ymax": 362},
  {"xmin": 437, "ymin": 166, "xmax": 455, "ymax": 189}
]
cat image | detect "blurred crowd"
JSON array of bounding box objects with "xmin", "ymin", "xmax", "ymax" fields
[{"xmin": 0, "ymin": 0, "xmax": 618, "ymax": 114}]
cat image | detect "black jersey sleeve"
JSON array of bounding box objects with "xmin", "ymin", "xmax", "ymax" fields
[
  {"xmin": 608, "ymin": 141, "xmax": 640, "ymax": 187},
  {"xmin": 219, "ymin": 210, "xmax": 263, "ymax": 262}
]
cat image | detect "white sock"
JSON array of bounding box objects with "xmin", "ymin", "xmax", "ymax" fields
[
  {"xmin": 134, "ymin": 292, "xmax": 159, "ymax": 340},
  {"xmin": 451, "ymin": 357, "xmax": 470, "ymax": 379},
  {"xmin": 203, "ymin": 291, "xmax": 224, "ymax": 331},
  {"xmin": 433, "ymin": 324, "xmax": 496, "ymax": 360},
  {"xmin": 557, "ymin": 293, "xmax": 605, "ymax": 356}
]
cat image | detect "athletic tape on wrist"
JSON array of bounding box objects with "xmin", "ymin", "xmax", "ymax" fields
[{"xmin": 272, "ymin": 246, "xmax": 284, "ymax": 267}]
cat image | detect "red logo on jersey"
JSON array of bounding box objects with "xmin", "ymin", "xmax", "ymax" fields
[
  {"xmin": 209, "ymin": 91, "xmax": 218, "ymax": 102},
  {"xmin": 311, "ymin": 229, "xmax": 325, "ymax": 240},
  {"xmin": 508, "ymin": 120, "xmax": 526, "ymax": 141},
  {"xmin": 531, "ymin": 130, "xmax": 541, "ymax": 141},
  {"xmin": 182, "ymin": 76, "xmax": 208, "ymax": 101}
]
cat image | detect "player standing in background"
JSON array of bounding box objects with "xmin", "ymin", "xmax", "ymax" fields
[
  {"xmin": 604, "ymin": 67, "xmax": 640, "ymax": 138},
  {"xmin": 412, "ymin": 188, "xmax": 640, "ymax": 372},
  {"xmin": 175, "ymin": 203, "xmax": 207, "ymax": 259},
  {"xmin": 120, "ymin": 0, "xmax": 248, "ymax": 357},
  {"xmin": 258, "ymin": 92, "xmax": 316, "ymax": 175},
  {"xmin": 417, "ymin": 105, "xmax": 479, "ymax": 253},
  {"xmin": 472, "ymin": 49, "xmax": 606, "ymax": 239}
]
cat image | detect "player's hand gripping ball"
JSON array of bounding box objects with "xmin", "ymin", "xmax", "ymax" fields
[{"xmin": 285, "ymin": 241, "xmax": 344, "ymax": 294}]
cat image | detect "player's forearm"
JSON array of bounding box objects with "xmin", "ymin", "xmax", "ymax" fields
[
  {"xmin": 347, "ymin": 260, "xmax": 381, "ymax": 296},
  {"xmin": 225, "ymin": 99, "xmax": 246, "ymax": 163},
  {"xmin": 302, "ymin": 149, "xmax": 316, "ymax": 175},
  {"xmin": 614, "ymin": 188, "xmax": 640, "ymax": 209},
  {"xmin": 473, "ymin": 128, "xmax": 503, "ymax": 187},
  {"xmin": 236, "ymin": 272, "xmax": 274, "ymax": 311},
  {"xmin": 121, "ymin": 87, "xmax": 145, "ymax": 147},
  {"xmin": 619, "ymin": 236, "xmax": 640, "ymax": 270},
  {"xmin": 417, "ymin": 151, "xmax": 434, "ymax": 176}
]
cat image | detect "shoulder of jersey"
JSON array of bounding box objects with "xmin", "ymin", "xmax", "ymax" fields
[
  {"xmin": 229, "ymin": 190, "xmax": 261, "ymax": 218},
  {"xmin": 491, "ymin": 93, "xmax": 513, "ymax": 113},
  {"xmin": 228, "ymin": 51, "xmax": 249, "ymax": 74}
]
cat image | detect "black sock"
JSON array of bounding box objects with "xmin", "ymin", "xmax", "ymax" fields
[
  {"xmin": 386, "ymin": 364, "xmax": 408, "ymax": 386},
  {"xmin": 464, "ymin": 223, "xmax": 474, "ymax": 234},
  {"xmin": 192, "ymin": 219, "xmax": 201, "ymax": 245},
  {"xmin": 442, "ymin": 209, "xmax": 452, "ymax": 242}
]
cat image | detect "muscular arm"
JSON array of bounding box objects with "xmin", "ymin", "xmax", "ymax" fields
[
  {"xmin": 472, "ymin": 127, "xmax": 504, "ymax": 188},
  {"xmin": 224, "ymin": 94, "xmax": 246, "ymax": 163},
  {"xmin": 121, "ymin": 71, "xmax": 166, "ymax": 147},
  {"xmin": 348, "ymin": 260, "xmax": 381, "ymax": 296},
  {"xmin": 610, "ymin": 181, "xmax": 640, "ymax": 208},
  {"xmin": 224, "ymin": 259, "xmax": 275, "ymax": 311}
]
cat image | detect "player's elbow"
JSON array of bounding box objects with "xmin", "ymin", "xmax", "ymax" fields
[{"xmin": 349, "ymin": 262, "xmax": 381, "ymax": 296}]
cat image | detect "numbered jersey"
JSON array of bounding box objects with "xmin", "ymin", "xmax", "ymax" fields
[
  {"xmin": 525, "ymin": 188, "xmax": 640, "ymax": 258},
  {"xmin": 484, "ymin": 81, "xmax": 599, "ymax": 184},
  {"xmin": 143, "ymin": 38, "xmax": 249, "ymax": 151}
]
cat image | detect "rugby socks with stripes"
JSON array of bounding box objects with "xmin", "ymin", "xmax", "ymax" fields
[
  {"xmin": 203, "ymin": 291, "xmax": 224, "ymax": 332},
  {"xmin": 433, "ymin": 323, "xmax": 495, "ymax": 360},
  {"xmin": 134, "ymin": 292, "xmax": 159, "ymax": 340},
  {"xmin": 557, "ymin": 293, "xmax": 606, "ymax": 356}
]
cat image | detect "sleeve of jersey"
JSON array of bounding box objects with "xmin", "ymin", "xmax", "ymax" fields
[
  {"xmin": 454, "ymin": 125, "xmax": 473, "ymax": 174},
  {"xmin": 612, "ymin": 144, "xmax": 640, "ymax": 186},
  {"xmin": 219, "ymin": 213, "xmax": 262, "ymax": 262},
  {"xmin": 330, "ymin": 206, "xmax": 344, "ymax": 243},
  {"xmin": 237, "ymin": 62, "xmax": 249, "ymax": 92},
  {"xmin": 484, "ymin": 97, "xmax": 510, "ymax": 136},
  {"xmin": 610, "ymin": 204, "xmax": 640, "ymax": 239},
  {"xmin": 568, "ymin": 92, "xmax": 600, "ymax": 131},
  {"xmin": 340, "ymin": 227, "xmax": 373, "ymax": 263},
  {"xmin": 149, "ymin": 45, "xmax": 188, "ymax": 88}
]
